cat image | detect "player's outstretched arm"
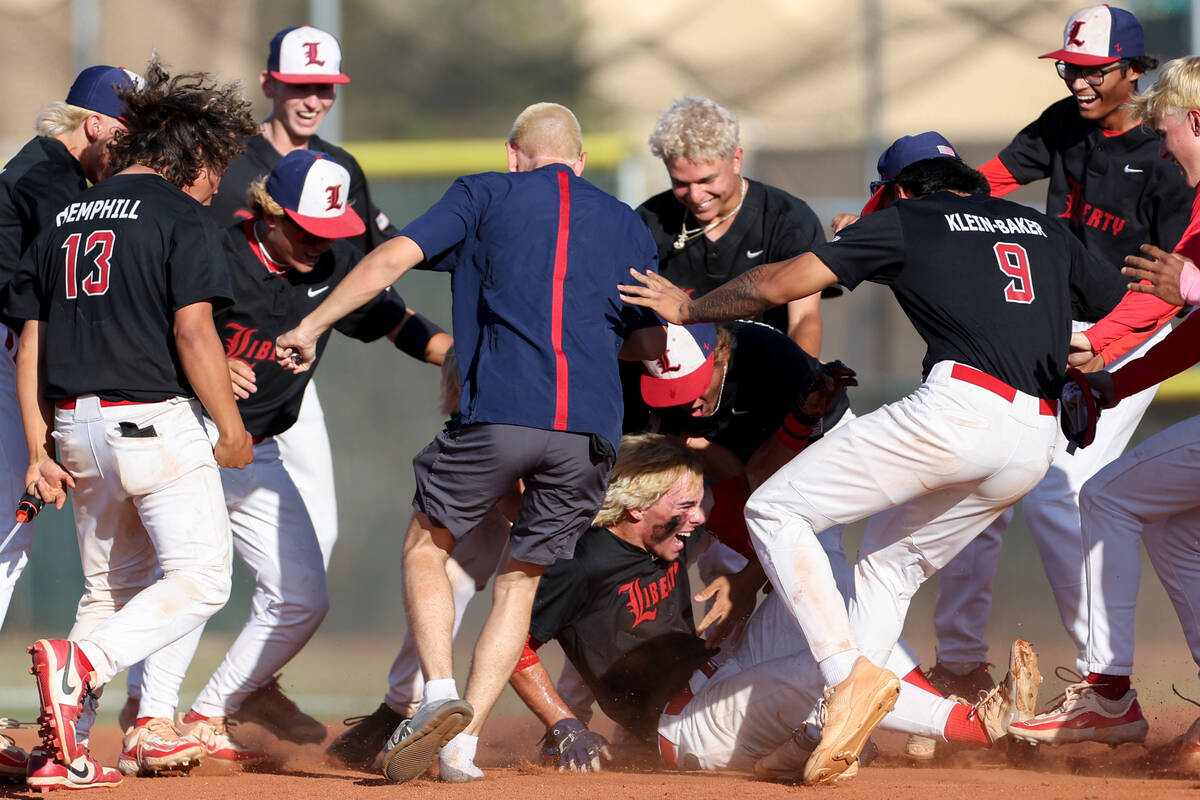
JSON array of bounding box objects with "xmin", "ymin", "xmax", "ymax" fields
[
  {"xmin": 15, "ymin": 320, "xmax": 74, "ymax": 509},
  {"xmin": 510, "ymin": 638, "xmax": 612, "ymax": 772},
  {"xmin": 276, "ymin": 235, "xmax": 427, "ymax": 371},
  {"xmin": 175, "ymin": 301, "xmax": 253, "ymax": 469},
  {"xmin": 619, "ymin": 253, "xmax": 839, "ymax": 324}
]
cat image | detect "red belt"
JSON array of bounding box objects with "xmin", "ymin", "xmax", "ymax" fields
[
  {"xmin": 56, "ymin": 398, "xmax": 149, "ymax": 410},
  {"xmin": 949, "ymin": 364, "xmax": 1056, "ymax": 416},
  {"xmin": 658, "ymin": 659, "xmax": 718, "ymax": 769}
]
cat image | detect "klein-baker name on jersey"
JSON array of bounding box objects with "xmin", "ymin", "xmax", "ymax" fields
[
  {"xmin": 55, "ymin": 198, "xmax": 141, "ymax": 227},
  {"xmin": 943, "ymin": 212, "xmax": 1046, "ymax": 237}
]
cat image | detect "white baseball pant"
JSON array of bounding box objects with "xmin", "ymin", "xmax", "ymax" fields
[
  {"xmin": 135, "ymin": 429, "xmax": 329, "ymax": 719},
  {"xmin": 55, "ymin": 396, "xmax": 232, "ymax": 687},
  {"xmin": 1079, "ymin": 413, "xmax": 1200, "ymax": 677},
  {"xmin": 0, "ymin": 324, "xmax": 32, "ymax": 629},
  {"xmin": 932, "ymin": 323, "xmax": 1168, "ymax": 671},
  {"xmin": 747, "ymin": 361, "xmax": 1058, "ymax": 671}
]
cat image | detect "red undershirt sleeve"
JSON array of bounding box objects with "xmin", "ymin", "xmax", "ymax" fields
[
  {"xmin": 1110, "ymin": 309, "xmax": 1200, "ymax": 400},
  {"xmin": 979, "ymin": 157, "xmax": 1022, "ymax": 197}
]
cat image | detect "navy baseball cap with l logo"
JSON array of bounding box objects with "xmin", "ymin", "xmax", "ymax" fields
[
  {"xmin": 1040, "ymin": 5, "xmax": 1145, "ymax": 66},
  {"xmin": 66, "ymin": 65, "xmax": 143, "ymax": 120},
  {"xmin": 266, "ymin": 150, "xmax": 365, "ymax": 239}
]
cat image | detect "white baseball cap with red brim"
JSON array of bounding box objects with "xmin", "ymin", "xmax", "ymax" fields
[
  {"xmin": 267, "ymin": 25, "xmax": 350, "ymax": 84},
  {"xmin": 266, "ymin": 150, "xmax": 365, "ymax": 239}
]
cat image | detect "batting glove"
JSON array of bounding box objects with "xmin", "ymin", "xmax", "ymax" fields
[{"xmin": 540, "ymin": 718, "xmax": 612, "ymax": 772}]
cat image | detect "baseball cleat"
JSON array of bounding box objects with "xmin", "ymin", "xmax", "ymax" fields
[
  {"xmin": 117, "ymin": 717, "xmax": 203, "ymax": 776},
  {"xmin": 904, "ymin": 734, "xmax": 938, "ymax": 762},
  {"xmin": 926, "ymin": 661, "xmax": 996, "ymax": 700},
  {"xmin": 176, "ymin": 711, "xmax": 269, "ymax": 764},
  {"xmin": 802, "ymin": 657, "xmax": 899, "ymax": 786},
  {"xmin": 325, "ymin": 703, "xmax": 406, "ymax": 770},
  {"xmin": 26, "ymin": 747, "xmax": 121, "ymax": 792},
  {"xmin": 29, "ymin": 640, "xmax": 95, "ymax": 766},
  {"xmin": 0, "ymin": 733, "xmax": 28, "ymax": 779},
  {"xmin": 1008, "ymin": 682, "xmax": 1147, "ymax": 746},
  {"xmin": 1145, "ymin": 714, "xmax": 1200, "ymax": 774},
  {"xmin": 232, "ymin": 674, "xmax": 326, "ymax": 745},
  {"xmin": 754, "ymin": 724, "xmax": 825, "ymax": 782},
  {"xmin": 380, "ymin": 698, "xmax": 473, "ymax": 783},
  {"xmin": 971, "ymin": 638, "xmax": 1042, "ymax": 744}
]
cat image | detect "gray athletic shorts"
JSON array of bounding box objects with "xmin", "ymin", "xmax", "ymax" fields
[{"xmin": 412, "ymin": 422, "xmax": 614, "ymax": 566}]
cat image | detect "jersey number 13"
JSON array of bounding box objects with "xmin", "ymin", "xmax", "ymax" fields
[{"xmin": 62, "ymin": 230, "xmax": 114, "ymax": 299}]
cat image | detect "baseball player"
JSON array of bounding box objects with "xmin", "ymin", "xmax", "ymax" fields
[
  {"xmin": 118, "ymin": 24, "xmax": 447, "ymax": 742},
  {"xmin": 275, "ymin": 102, "xmax": 665, "ymax": 784},
  {"xmin": 636, "ymin": 96, "xmax": 825, "ymax": 354},
  {"xmin": 621, "ymin": 131, "xmax": 1127, "ymax": 783},
  {"xmin": 510, "ymin": 433, "xmax": 1041, "ymax": 783},
  {"xmin": 5, "ymin": 58, "xmax": 257, "ymax": 790},
  {"xmin": 921, "ymin": 4, "xmax": 1192, "ymax": 705},
  {"xmin": 0, "ymin": 64, "xmax": 140, "ymax": 780},
  {"xmin": 114, "ymin": 150, "xmax": 450, "ymax": 774},
  {"xmin": 1007, "ymin": 58, "xmax": 1200, "ymax": 767}
]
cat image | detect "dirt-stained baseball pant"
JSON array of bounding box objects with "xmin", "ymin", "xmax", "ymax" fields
[
  {"xmin": 0, "ymin": 325, "xmax": 32, "ymax": 629},
  {"xmin": 659, "ymin": 585, "xmax": 951, "ymax": 770},
  {"xmin": 135, "ymin": 426, "xmax": 328, "ymax": 719},
  {"xmin": 1078, "ymin": 414, "xmax": 1200, "ymax": 677},
  {"xmin": 384, "ymin": 506, "xmax": 510, "ymax": 716},
  {"xmin": 932, "ymin": 323, "xmax": 1168, "ymax": 671},
  {"xmin": 746, "ymin": 361, "xmax": 1058, "ymax": 673},
  {"xmin": 55, "ymin": 396, "xmax": 233, "ymax": 690}
]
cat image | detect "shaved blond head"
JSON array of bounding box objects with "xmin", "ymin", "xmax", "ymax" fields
[{"xmin": 508, "ymin": 102, "xmax": 582, "ymax": 162}]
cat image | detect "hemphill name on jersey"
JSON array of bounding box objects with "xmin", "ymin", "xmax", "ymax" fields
[
  {"xmin": 944, "ymin": 213, "xmax": 1046, "ymax": 237},
  {"xmin": 55, "ymin": 198, "xmax": 141, "ymax": 226}
]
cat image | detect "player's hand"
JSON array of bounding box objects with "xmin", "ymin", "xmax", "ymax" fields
[
  {"xmin": 214, "ymin": 428, "xmax": 254, "ymax": 469},
  {"xmin": 227, "ymin": 358, "xmax": 257, "ymax": 400},
  {"xmin": 796, "ymin": 361, "xmax": 857, "ymax": 417},
  {"xmin": 1087, "ymin": 370, "xmax": 1119, "ymax": 409},
  {"xmin": 695, "ymin": 561, "xmax": 762, "ymax": 648},
  {"xmin": 1122, "ymin": 245, "xmax": 1189, "ymax": 306},
  {"xmin": 831, "ymin": 213, "xmax": 860, "ymax": 234},
  {"xmin": 24, "ymin": 459, "xmax": 75, "ymax": 510},
  {"xmin": 618, "ymin": 269, "xmax": 691, "ymax": 324},
  {"xmin": 275, "ymin": 325, "xmax": 319, "ymax": 373},
  {"xmin": 541, "ymin": 718, "xmax": 611, "ymax": 773}
]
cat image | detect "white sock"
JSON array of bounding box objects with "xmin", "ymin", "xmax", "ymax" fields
[
  {"xmin": 440, "ymin": 732, "xmax": 478, "ymax": 765},
  {"xmin": 423, "ymin": 679, "xmax": 459, "ymax": 705},
  {"xmin": 819, "ymin": 650, "xmax": 861, "ymax": 687}
]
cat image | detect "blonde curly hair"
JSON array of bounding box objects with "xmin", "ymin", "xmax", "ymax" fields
[{"xmin": 648, "ymin": 96, "xmax": 739, "ymax": 162}]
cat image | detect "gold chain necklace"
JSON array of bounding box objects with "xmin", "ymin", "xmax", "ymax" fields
[{"xmin": 674, "ymin": 178, "xmax": 746, "ymax": 251}]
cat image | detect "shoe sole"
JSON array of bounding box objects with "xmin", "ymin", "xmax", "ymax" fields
[
  {"xmin": 29, "ymin": 641, "xmax": 84, "ymax": 765},
  {"xmin": 381, "ymin": 701, "xmax": 472, "ymax": 784},
  {"xmin": 1005, "ymin": 639, "xmax": 1042, "ymax": 728},
  {"xmin": 1009, "ymin": 719, "xmax": 1149, "ymax": 746},
  {"xmin": 803, "ymin": 664, "xmax": 900, "ymax": 785}
]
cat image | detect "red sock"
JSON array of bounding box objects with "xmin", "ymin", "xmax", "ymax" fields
[
  {"xmin": 1086, "ymin": 672, "xmax": 1131, "ymax": 701},
  {"xmin": 75, "ymin": 645, "xmax": 95, "ymax": 675},
  {"xmin": 903, "ymin": 667, "xmax": 943, "ymax": 697},
  {"xmin": 943, "ymin": 702, "xmax": 990, "ymax": 746},
  {"xmin": 182, "ymin": 709, "xmax": 208, "ymax": 724},
  {"xmin": 135, "ymin": 716, "xmax": 151, "ymax": 728}
]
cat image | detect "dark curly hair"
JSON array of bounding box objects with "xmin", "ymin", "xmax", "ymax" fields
[{"xmin": 108, "ymin": 58, "xmax": 257, "ymax": 189}]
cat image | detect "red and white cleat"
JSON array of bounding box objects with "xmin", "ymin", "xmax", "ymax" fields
[
  {"xmin": 176, "ymin": 711, "xmax": 269, "ymax": 764},
  {"xmin": 117, "ymin": 717, "xmax": 204, "ymax": 775},
  {"xmin": 28, "ymin": 640, "xmax": 95, "ymax": 765},
  {"xmin": 0, "ymin": 732, "xmax": 29, "ymax": 780},
  {"xmin": 26, "ymin": 747, "xmax": 121, "ymax": 792},
  {"xmin": 1007, "ymin": 681, "xmax": 1148, "ymax": 746}
]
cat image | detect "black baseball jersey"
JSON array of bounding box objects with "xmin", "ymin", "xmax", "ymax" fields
[
  {"xmin": 529, "ymin": 526, "xmax": 710, "ymax": 741},
  {"xmin": 5, "ymin": 173, "xmax": 234, "ymax": 402},
  {"xmin": 815, "ymin": 191, "xmax": 1126, "ymax": 400},
  {"xmin": 649, "ymin": 321, "xmax": 848, "ymax": 460},
  {"xmin": 638, "ymin": 179, "xmax": 825, "ymax": 336},
  {"xmin": 0, "ymin": 137, "xmax": 89, "ymax": 330},
  {"xmin": 218, "ymin": 221, "xmax": 408, "ymax": 438},
  {"xmin": 209, "ymin": 133, "xmax": 398, "ymax": 253},
  {"xmin": 997, "ymin": 97, "xmax": 1191, "ymax": 276},
  {"xmin": 622, "ymin": 320, "xmax": 849, "ymax": 457}
]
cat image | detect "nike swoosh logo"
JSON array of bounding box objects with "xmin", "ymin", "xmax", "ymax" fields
[
  {"xmin": 746, "ymin": 249, "xmax": 764, "ymax": 259},
  {"xmin": 307, "ymin": 286, "xmax": 330, "ymax": 297},
  {"xmin": 61, "ymin": 642, "xmax": 77, "ymax": 696},
  {"xmin": 67, "ymin": 758, "xmax": 92, "ymax": 780},
  {"xmin": 729, "ymin": 409, "xmax": 751, "ymax": 416},
  {"xmin": 1123, "ymin": 165, "xmax": 1143, "ymax": 174}
]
